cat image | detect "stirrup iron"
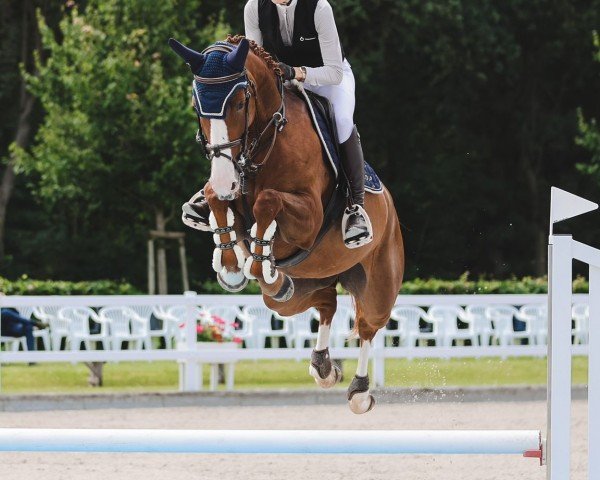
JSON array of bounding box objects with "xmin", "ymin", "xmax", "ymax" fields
[
  {"xmin": 342, "ymin": 204, "xmax": 373, "ymax": 249},
  {"xmin": 181, "ymin": 189, "xmax": 212, "ymax": 232}
]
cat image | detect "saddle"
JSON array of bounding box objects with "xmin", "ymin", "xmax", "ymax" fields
[{"xmin": 295, "ymin": 87, "xmax": 383, "ymax": 193}]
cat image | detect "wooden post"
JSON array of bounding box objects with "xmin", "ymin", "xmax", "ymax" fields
[
  {"xmin": 147, "ymin": 239, "xmax": 156, "ymax": 295},
  {"xmin": 149, "ymin": 230, "xmax": 189, "ymax": 294},
  {"xmin": 179, "ymin": 238, "xmax": 190, "ymax": 292}
]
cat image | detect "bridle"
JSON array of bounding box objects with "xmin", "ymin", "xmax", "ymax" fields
[{"xmin": 192, "ymin": 43, "xmax": 287, "ymax": 194}]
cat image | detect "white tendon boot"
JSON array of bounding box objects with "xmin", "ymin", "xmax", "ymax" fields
[
  {"xmin": 243, "ymin": 220, "xmax": 278, "ymax": 284},
  {"xmin": 209, "ymin": 209, "xmax": 247, "ymax": 292}
]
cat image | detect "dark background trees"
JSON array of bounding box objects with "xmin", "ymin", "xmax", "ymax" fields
[{"xmin": 1, "ymin": 0, "xmax": 599, "ymax": 291}]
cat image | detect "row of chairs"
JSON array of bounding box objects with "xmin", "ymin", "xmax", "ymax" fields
[
  {"xmin": 386, "ymin": 303, "xmax": 590, "ymax": 347},
  {"xmin": 0, "ymin": 302, "xmax": 591, "ymax": 351}
]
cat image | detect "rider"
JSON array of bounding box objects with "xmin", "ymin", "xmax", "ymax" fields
[{"xmin": 182, "ymin": 0, "xmax": 372, "ymax": 248}]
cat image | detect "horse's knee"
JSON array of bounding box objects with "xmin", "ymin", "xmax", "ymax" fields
[{"xmin": 253, "ymin": 189, "xmax": 283, "ymax": 220}]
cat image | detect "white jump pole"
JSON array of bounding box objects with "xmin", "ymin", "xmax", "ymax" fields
[
  {"xmin": 547, "ymin": 187, "xmax": 600, "ymax": 480},
  {"xmin": 547, "ymin": 234, "xmax": 572, "ymax": 479},
  {"xmin": 0, "ymin": 429, "xmax": 541, "ymax": 455}
]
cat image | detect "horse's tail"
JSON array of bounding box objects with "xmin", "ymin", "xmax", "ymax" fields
[{"xmin": 348, "ymin": 295, "xmax": 361, "ymax": 341}]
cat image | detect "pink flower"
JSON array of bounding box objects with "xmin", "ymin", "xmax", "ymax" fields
[
  {"xmin": 196, "ymin": 324, "xmax": 204, "ymax": 334},
  {"xmin": 212, "ymin": 315, "xmax": 226, "ymax": 325},
  {"xmin": 233, "ymin": 337, "xmax": 243, "ymax": 344},
  {"xmin": 232, "ymin": 322, "xmax": 240, "ymax": 328}
]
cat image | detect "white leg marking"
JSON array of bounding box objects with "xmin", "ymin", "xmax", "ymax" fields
[
  {"xmin": 357, "ymin": 339, "xmax": 371, "ymax": 377},
  {"xmin": 316, "ymin": 325, "xmax": 331, "ymax": 351}
]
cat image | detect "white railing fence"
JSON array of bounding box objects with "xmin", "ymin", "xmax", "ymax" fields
[{"xmin": 0, "ymin": 292, "xmax": 590, "ymax": 391}]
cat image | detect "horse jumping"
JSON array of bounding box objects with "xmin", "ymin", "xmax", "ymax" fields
[{"xmin": 169, "ymin": 35, "xmax": 404, "ymax": 414}]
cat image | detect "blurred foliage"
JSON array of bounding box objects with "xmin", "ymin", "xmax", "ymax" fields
[
  {"xmin": 577, "ymin": 31, "xmax": 600, "ymax": 185},
  {"xmin": 1, "ymin": 0, "xmax": 600, "ymax": 290},
  {"xmin": 197, "ymin": 273, "xmax": 589, "ymax": 295},
  {"xmin": 0, "ymin": 275, "xmax": 140, "ymax": 295}
]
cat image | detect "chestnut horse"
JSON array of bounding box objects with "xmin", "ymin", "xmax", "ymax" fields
[{"xmin": 169, "ymin": 35, "xmax": 404, "ymax": 414}]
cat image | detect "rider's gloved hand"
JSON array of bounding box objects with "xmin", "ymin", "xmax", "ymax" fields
[{"xmin": 278, "ymin": 62, "xmax": 296, "ymax": 81}]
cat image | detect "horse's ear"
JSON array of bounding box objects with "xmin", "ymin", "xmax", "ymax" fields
[
  {"xmin": 225, "ymin": 39, "xmax": 250, "ymax": 71},
  {"xmin": 168, "ymin": 38, "xmax": 205, "ymax": 74}
]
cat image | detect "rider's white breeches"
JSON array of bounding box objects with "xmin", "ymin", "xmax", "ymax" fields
[{"xmin": 304, "ymin": 59, "xmax": 356, "ymax": 143}]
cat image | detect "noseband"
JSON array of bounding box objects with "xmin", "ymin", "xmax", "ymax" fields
[{"xmin": 192, "ymin": 43, "xmax": 287, "ymax": 194}]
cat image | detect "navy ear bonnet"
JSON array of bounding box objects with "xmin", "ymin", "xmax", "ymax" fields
[{"xmin": 168, "ymin": 39, "xmax": 249, "ymax": 119}]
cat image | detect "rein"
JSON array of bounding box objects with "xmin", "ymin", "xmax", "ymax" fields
[{"xmin": 193, "ymin": 44, "xmax": 287, "ymax": 194}]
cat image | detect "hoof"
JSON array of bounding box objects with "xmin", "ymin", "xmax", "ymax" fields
[
  {"xmin": 348, "ymin": 390, "xmax": 375, "ymax": 414},
  {"xmin": 309, "ymin": 363, "xmax": 341, "ymax": 389},
  {"xmin": 217, "ymin": 269, "xmax": 248, "ymax": 293}
]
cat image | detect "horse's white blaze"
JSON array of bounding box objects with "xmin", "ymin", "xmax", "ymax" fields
[
  {"xmin": 316, "ymin": 325, "xmax": 330, "ymax": 351},
  {"xmin": 357, "ymin": 339, "xmax": 371, "ymax": 377},
  {"xmin": 208, "ymin": 119, "xmax": 239, "ymax": 199}
]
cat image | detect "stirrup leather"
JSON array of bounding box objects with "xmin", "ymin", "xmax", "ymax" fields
[{"xmin": 342, "ymin": 205, "xmax": 373, "ymax": 249}]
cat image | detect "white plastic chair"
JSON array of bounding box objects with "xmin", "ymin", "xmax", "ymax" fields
[
  {"xmin": 428, "ymin": 305, "xmax": 476, "ymax": 347},
  {"xmin": 17, "ymin": 306, "xmax": 50, "ymax": 351},
  {"xmin": 34, "ymin": 306, "xmax": 68, "ymax": 351},
  {"xmin": 486, "ymin": 305, "xmax": 534, "ymax": 346},
  {"xmin": 151, "ymin": 306, "xmax": 182, "ymax": 349},
  {"xmin": 572, "ymin": 303, "xmax": 589, "ymax": 345},
  {"xmin": 126, "ymin": 306, "xmax": 155, "ymax": 350},
  {"xmin": 0, "ymin": 335, "xmax": 26, "ymax": 352},
  {"xmin": 286, "ymin": 308, "xmax": 319, "ymax": 350},
  {"xmin": 464, "ymin": 305, "xmax": 494, "ymax": 346},
  {"xmin": 330, "ymin": 306, "xmax": 355, "ymax": 348},
  {"xmin": 58, "ymin": 307, "xmax": 110, "ymax": 351},
  {"xmin": 390, "ymin": 306, "xmax": 436, "ymax": 347},
  {"xmin": 242, "ymin": 305, "xmax": 291, "ymax": 348},
  {"xmin": 99, "ymin": 306, "xmax": 147, "ymax": 350},
  {"xmin": 519, "ymin": 304, "xmax": 548, "ymax": 345}
]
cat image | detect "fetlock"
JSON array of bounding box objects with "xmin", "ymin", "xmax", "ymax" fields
[
  {"xmin": 310, "ymin": 348, "xmax": 333, "ymax": 379},
  {"xmin": 309, "ymin": 347, "xmax": 342, "ymax": 388}
]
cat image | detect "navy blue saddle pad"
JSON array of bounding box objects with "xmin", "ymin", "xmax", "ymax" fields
[{"xmin": 300, "ymin": 89, "xmax": 383, "ymax": 194}]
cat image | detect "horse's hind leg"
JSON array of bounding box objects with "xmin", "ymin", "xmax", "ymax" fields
[
  {"xmin": 263, "ymin": 282, "xmax": 341, "ymax": 388},
  {"xmin": 308, "ymin": 285, "xmax": 342, "ymax": 388},
  {"xmin": 347, "ymin": 209, "xmax": 404, "ymax": 414}
]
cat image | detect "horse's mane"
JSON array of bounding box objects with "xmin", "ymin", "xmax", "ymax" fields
[{"xmin": 226, "ymin": 34, "xmax": 282, "ymax": 77}]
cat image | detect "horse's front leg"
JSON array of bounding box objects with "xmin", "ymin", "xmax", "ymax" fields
[
  {"xmin": 205, "ymin": 185, "xmax": 248, "ymax": 292},
  {"xmin": 243, "ymin": 189, "xmax": 322, "ymax": 301}
]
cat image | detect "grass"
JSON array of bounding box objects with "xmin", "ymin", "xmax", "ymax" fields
[{"xmin": 0, "ymin": 356, "xmax": 589, "ymax": 394}]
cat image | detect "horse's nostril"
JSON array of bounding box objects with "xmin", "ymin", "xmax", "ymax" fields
[{"xmin": 231, "ymin": 182, "xmax": 238, "ymax": 190}]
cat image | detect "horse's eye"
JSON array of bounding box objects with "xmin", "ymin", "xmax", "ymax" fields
[{"xmin": 236, "ymin": 101, "xmax": 245, "ymax": 111}]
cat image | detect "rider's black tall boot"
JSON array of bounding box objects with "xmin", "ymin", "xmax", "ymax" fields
[{"xmin": 340, "ymin": 125, "xmax": 373, "ymax": 248}]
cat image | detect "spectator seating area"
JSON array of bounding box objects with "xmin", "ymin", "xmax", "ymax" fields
[{"xmin": 0, "ymin": 300, "xmax": 590, "ymax": 352}]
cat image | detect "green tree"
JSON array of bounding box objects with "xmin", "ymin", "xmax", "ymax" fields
[
  {"xmin": 15, "ymin": 0, "xmax": 225, "ymax": 288},
  {"xmin": 0, "ymin": 0, "xmax": 63, "ymax": 264},
  {"xmin": 577, "ymin": 32, "xmax": 600, "ymax": 185}
]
